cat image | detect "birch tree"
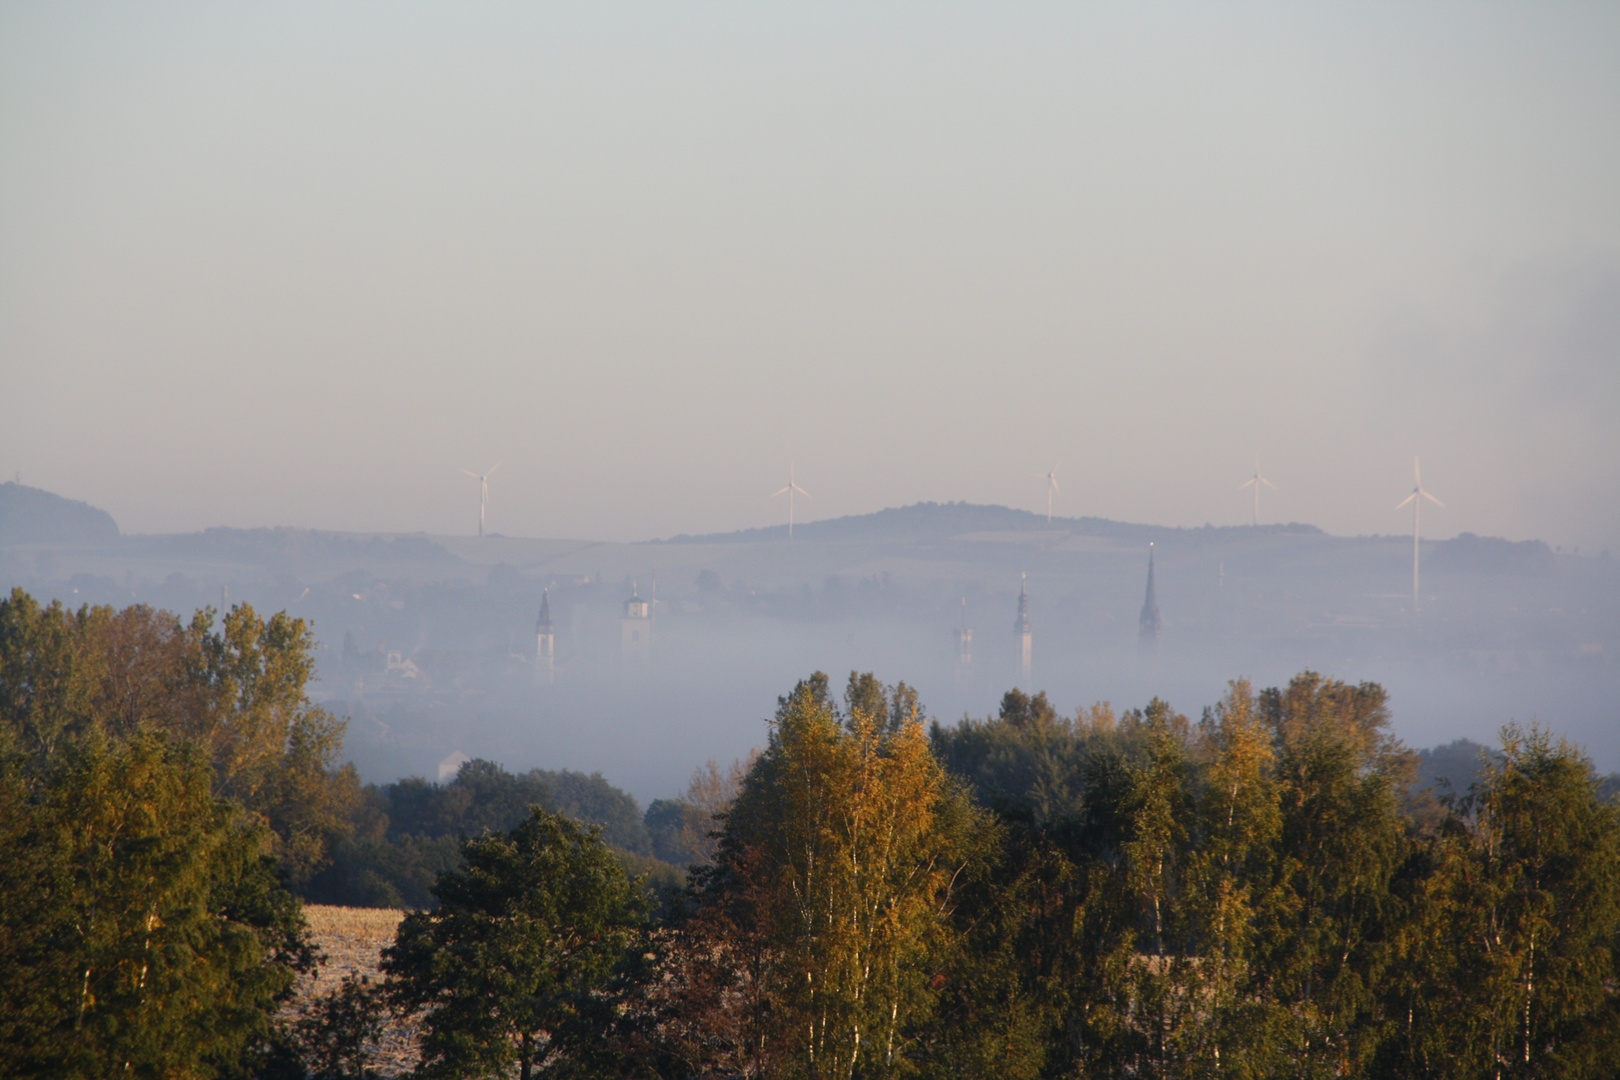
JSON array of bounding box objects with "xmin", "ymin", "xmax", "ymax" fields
[{"xmin": 713, "ymin": 673, "xmax": 969, "ymax": 1079}]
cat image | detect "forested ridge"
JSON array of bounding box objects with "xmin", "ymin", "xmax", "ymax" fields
[{"xmin": 2, "ymin": 588, "xmax": 1617, "ymax": 1078}]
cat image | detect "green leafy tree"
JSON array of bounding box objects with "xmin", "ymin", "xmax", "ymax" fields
[
  {"xmin": 0, "ymin": 733, "xmax": 313, "ymax": 1079},
  {"xmin": 1256, "ymin": 671, "xmax": 1411, "ymax": 1077},
  {"xmin": 1387, "ymin": 725, "xmax": 1620, "ymax": 1079},
  {"xmin": 382, "ymin": 807, "xmax": 647, "ymax": 1080},
  {"xmin": 0, "ymin": 589, "xmax": 360, "ymax": 885}
]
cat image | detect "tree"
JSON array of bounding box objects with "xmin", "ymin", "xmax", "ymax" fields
[
  {"xmin": 1387, "ymin": 725, "xmax": 1620, "ymax": 1079},
  {"xmin": 292, "ymin": 973, "xmax": 389, "ymax": 1080},
  {"xmin": 701, "ymin": 673, "xmax": 973, "ymax": 1080},
  {"xmin": 1181, "ymin": 679, "xmax": 1288, "ymax": 1077},
  {"xmin": 0, "ymin": 589, "xmax": 360, "ymax": 885},
  {"xmin": 382, "ymin": 807, "xmax": 647, "ymax": 1080},
  {"xmin": 0, "ymin": 733, "xmax": 313, "ymax": 1079},
  {"xmin": 1256, "ymin": 671, "xmax": 1411, "ymax": 1077},
  {"xmin": 646, "ymin": 756, "xmax": 751, "ymax": 867}
]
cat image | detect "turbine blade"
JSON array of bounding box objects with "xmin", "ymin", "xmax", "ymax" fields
[
  {"xmin": 1396, "ymin": 493, "xmax": 1416, "ymax": 509},
  {"xmin": 1424, "ymin": 491, "xmax": 1445, "ymax": 507},
  {"xmin": 771, "ymin": 487, "xmax": 789, "ymax": 498},
  {"xmin": 1239, "ymin": 478, "xmax": 1255, "ymax": 490},
  {"xmin": 461, "ymin": 470, "xmax": 482, "ymax": 478},
  {"xmin": 487, "ymin": 462, "xmax": 503, "ymax": 476},
  {"xmin": 794, "ymin": 485, "xmax": 811, "ymax": 498},
  {"xmin": 1050, "ymin": 478, "xmax": 1059, "ymax": 492},
  {"xmin": 1261, "ymin": 477, "xmax": 1278, "ymax": 489}
]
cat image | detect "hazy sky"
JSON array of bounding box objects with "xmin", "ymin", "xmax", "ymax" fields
[{"xmin": 3, "ymin": 3, "xmax": 1617, "ymax": 551}]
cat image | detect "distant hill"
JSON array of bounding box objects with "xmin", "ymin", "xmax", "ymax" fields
[
  {"xmin": 123, "ymin": 527, "xmax": 458, "ymax": 567},
  {"xmin": 1431, "ymin": 532, "xmax": 1554, "ymax": 574},
  {"xmin": 662, "ymin": 501, "xmax": 1324, "ymax": 545},
  {"xmin": 0, "ymin": 483, "xmax": 119, "ymax": 546}
]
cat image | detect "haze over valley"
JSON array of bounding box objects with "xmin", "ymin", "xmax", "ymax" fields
[
  {"xmin": 3, "ymin": 3, "xmax": 1617, "ymax": 800},
  {"xmin": 5, "ymin": 482, "xmax": 1613, "ymax": 802}
]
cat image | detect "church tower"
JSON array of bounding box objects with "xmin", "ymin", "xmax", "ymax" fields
[
  {"xmin": 534, "ymin": 588, "xmax": 555, "ymax": 684},
  {"xmin": 1014, "ymin": 573, "xmax": 1032, "ymax": 682},
  {"xmin": 621, "ymin": 583, "xmax": 652, "ymax": 664},
  {"xmin": 1139, "ymin": 543, "xmax": 1161, "ymax": 647}
]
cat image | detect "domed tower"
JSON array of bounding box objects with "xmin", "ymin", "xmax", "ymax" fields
[
  {"xmin": 621, "ymin": 583, "xmax": 652, "ymax": 664},
  {"xmin": 1014, "ymin": 573, "xmax": 1032, "ymax": 682},
  {"xmin": 1139, "ymin": 543, "xmax": 1161, "ymax": 647},
  {"xmin": 534, "ymin": 588, "xmax": 555, "ymax": 684}
]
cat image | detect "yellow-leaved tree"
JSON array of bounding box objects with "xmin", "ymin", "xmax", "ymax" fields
[{"xmin": 704, "ymin": 672, "xmax": 973, "ymax": 1080}]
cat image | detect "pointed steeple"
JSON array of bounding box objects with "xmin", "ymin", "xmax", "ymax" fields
[
  {"xmin": 1139, "ymin": 543, "xmax": 1161, "ymax": 645},
  {"xmin": 534, "ymin": 587, "xmax": 556, "ymax": 683}
]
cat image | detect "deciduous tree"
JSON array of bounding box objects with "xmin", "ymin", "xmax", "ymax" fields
[{"xmin": 382, "ymin": 807, "xmax": 646, "ymax": 1080}]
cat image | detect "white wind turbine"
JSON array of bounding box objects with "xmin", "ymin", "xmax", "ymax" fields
[
  {"xmin": 461, "ymin": 462, "xmax": 502, "ymax": 538},
  {"xmin": 1032, "ymin": 462, "xmax": 1061, "ymax": 523},
  {"xmin": 771, "ymin": 462, "xmax": 811, "ymax": 540},
  {"xmin": 1395, "ymin": 455, "xmax": 1444, "ymax": 612},
  {"xmin": 1238, "ymin": 456, "xmax": 1277, "ymax": 526}
]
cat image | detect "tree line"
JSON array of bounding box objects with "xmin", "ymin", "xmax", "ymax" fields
[{"xmin": 2, "ymin": 588, "xmax": 1618, "ymax": 1078}]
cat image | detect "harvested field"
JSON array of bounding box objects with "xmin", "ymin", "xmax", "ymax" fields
[{"xmin": 291, "ymin": 904, "xmax": 420, "ymax": 1076}]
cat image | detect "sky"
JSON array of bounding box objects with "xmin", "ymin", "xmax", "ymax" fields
[{"xmin": 2, "ymin": 3, "xmax": 1617, "ymax": 552}]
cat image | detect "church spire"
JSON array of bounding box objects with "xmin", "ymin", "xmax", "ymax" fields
[
  {"xmin": 534, "ymin": 588, "xmax": 555, "ymax": 684},
  {"xmin": 1139, "ymin": 543, "xmax": 1161, "ymax": 645}
]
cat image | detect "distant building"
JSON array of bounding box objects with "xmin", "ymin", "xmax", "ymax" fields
[
  {"xmin": 622, "ymin": 583, "xmax": 652, "ymax": 664},
  {"xmin": 1139, "ymin": 543, "xmax": 1161, "ymax": 647},
  {"xmin": 1014, "ymin": 574, "xmax": 1032, "ymax": 682},
  {"xmin": 955, "ymin": 597, "xmax": 973, "ymax": 669},
  {"xmin": 535, "ymin": 588, "xmax": 555, "ymax": 684},
  {"xmin": 384, "ymin": 648, "xmax": 425, "ymax": 682}
]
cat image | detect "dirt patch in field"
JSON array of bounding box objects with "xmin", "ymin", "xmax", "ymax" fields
[{"xmin": 292, "ymin": 905, "xmax": 420, "ymax": 1076}]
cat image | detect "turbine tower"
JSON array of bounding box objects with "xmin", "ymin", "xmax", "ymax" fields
[
  {"xmin": 1395, "ymin": 456, "xmax": 1444, "ymax": 612},
  {"xmin": 771, "ymin": 462, "xmax": 811, "ymax": 540},
  {"xmin": 461, "ymin": 462, "xmax": 502, "ymax": 538},
  {"xmin": 1238, "ymin": 456, "xmax": 1277, "ymax": 527},
  {"xmin": 1032, "ymin": 462, "xmax": 1061, "ymax": 523}
]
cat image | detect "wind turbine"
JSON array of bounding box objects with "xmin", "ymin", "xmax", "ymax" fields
[
  {"xmin": 461, "ymin": 462, "xmax": 502, "ymax": 538},
  {"xmin": 1395, "ymin": 456, "xmax": 1444, "ymax": 612},
  {"xmin": 1238, "ymin": 456, "xmax": 1277, "ymax": 527},
  {"xmin": 1032, "ymin": 462, "xmax": 1060, "ymax": 523},
  {"xmin": 771, "ymin": 462, "xmax": 811, "ymax": 540}
]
